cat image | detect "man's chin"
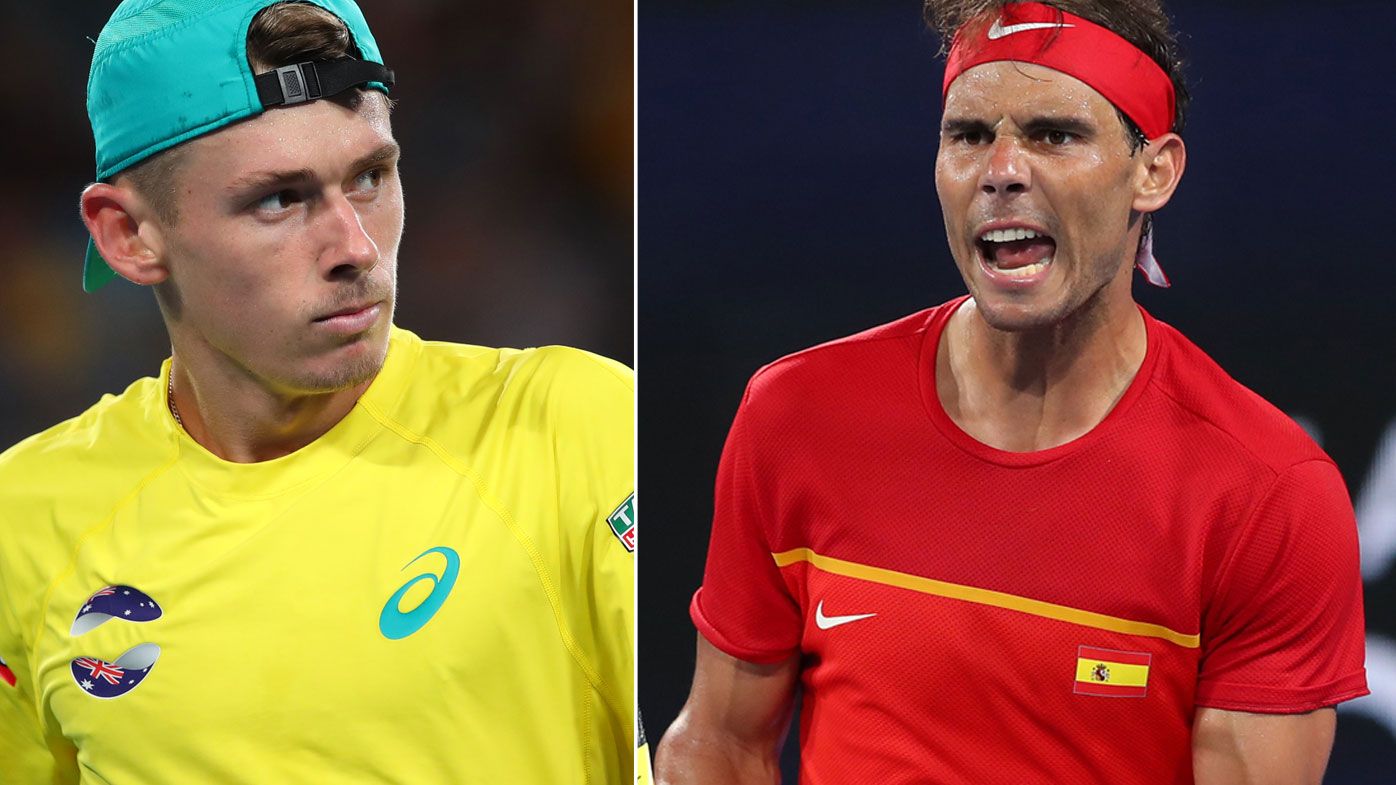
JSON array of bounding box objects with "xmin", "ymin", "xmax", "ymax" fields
[
  {"xmin": 969, "ymin": 292, "xmax": 1072, "ymax": 334},
  {"xmin": 294, "ymin": 329, "xmax": 391, "ymax": 394}
]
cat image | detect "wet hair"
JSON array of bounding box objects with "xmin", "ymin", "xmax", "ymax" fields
[
  {"xmin": 925, "ymin": 0, "xmax": 1188, "ymax": 151},
  {"xmin": 120, "ymin": 1, "xmax": 360, "ymax": 223}
]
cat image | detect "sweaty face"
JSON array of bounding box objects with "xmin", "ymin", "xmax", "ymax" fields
[
  {"xmin": 936, "ymin": 61, "xmax": 1142, "ymax": 332},
  {"xmin": 157, "ymin": 92, "xmax": 403, "ymax": 394}
]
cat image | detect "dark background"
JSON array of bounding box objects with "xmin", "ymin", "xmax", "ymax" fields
[
  {"xmin": 0, "ymin": 0, "xmax": 633, "ymax": 451},
  {"xmin": 639, "ymin": 1, "xmax": 1396, "ymax": 781}
]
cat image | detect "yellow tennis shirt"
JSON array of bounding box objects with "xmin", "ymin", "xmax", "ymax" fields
[{"xmin": 0, "ymin": 327, "xmax": 634, "ymax": 784}]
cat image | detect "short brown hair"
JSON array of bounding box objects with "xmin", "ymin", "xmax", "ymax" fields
[
  {"xmin": 925, "ymin": 0, "xmax": 1189, "ymax": 141},
  {"xmin": 245, "ymin": 1, "xmax": 360, "ymax": 74},
  {"xmin": 121, "ymin": 1, "xmax": 360, "ymax": 223}
]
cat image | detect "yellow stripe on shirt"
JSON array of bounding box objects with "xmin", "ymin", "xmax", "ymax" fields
[{"xmin": 772, "ymin": 548, "xmax": 1199, "ymax": 648}]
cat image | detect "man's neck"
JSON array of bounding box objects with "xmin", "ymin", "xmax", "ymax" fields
[
  {"xmin": 936, "ymin": 286, "xmax": 1147, "ymax": 453},
  {"xmin": 168, "ymin": 352, "xmax": 372, "ymax": 464}
]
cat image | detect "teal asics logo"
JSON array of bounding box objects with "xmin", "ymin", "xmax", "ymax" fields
[{"xmin": 379, "ymin": 547, "xmax": 460, "ymax": 640}]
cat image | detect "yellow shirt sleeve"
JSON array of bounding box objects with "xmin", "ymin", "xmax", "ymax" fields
[
  {"xmin": 0, "ymin": 680, "xmax": 55, "ymax": 784},
  {"xmin": 548, "ymin": 348, "xmax": 635, "ymax": 782},
  {"xmin": 0, "ymin": 604, "xmax": 76, "ymax": 783}
]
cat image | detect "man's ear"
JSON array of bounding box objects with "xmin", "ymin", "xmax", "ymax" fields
[
  {"xmin": 1132, "ymin": 133, "xmax": 1186, "ymax": 214},
  {"xmin": 79, "ymin": 183, "xmax": 170, "ymax": 286}
]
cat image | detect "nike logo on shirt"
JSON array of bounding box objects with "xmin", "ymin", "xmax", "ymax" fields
[
  {"xmin": 986, "ymin": 19, "xmax": 1075, "ymax": 40},
  {"xmin": 815, "ymin": 600, "xmax": 877, "ymax": 630}
]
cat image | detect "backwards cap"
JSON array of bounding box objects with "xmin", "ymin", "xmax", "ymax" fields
[
  {"xmin": 83, "ymin": 0, "xmax": 394, "ymax": 292},
  {"xmin": 943, "ymin": 2, "xmax": 1177, "ymax": 287}
]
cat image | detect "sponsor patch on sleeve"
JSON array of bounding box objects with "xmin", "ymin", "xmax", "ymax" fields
[{"xmin": 606, "ymin": 493, "xmax": 637, "ymax": 553}]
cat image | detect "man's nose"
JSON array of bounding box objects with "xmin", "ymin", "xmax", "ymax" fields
[
  {"xmin": 320, "ymin": 192, "xmax": 379, "ymax": 277},
  {"xmin": 977, "ymin": 137, "xmax": 1031, "ymax": 195}
]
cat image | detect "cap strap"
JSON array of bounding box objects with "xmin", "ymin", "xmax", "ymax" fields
[{"xmin": 255, "ymin": 58, "xmax": 395, "ymax": 108}]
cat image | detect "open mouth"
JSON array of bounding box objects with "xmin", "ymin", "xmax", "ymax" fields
[{"xmin": 975, "ymin": 227, "xmax": 1057, "ymax": 279}]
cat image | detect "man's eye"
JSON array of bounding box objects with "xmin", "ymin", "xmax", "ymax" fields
[
  {"xmin": 1042, "ymin": 130, "xmax": 1075, "ymax": 145},
  {"xmin": 355, "ymin": 169, "xmax": 383, "ymax": 190},
  {"xmin": 953, "ymin": 131, "xmax": 987, "ymax": 145},
  {"xmin": 254, "ymin": 190, "xmax": 299, "ymax": 211}
]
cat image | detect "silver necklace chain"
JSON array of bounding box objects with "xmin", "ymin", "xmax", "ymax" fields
[{"xmin": 167, "ymin": 364, "xmax": 183, "ymax": 429}]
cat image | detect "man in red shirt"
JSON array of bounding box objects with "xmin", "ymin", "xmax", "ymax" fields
[{"xmin": 654, "ymin": 2, "xmax": 1368, "ymax": 783}]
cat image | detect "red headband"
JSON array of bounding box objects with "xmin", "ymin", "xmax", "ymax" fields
[{"xmin": 943, "ymin": 3, "xmax": 1176, "ymax": 140}]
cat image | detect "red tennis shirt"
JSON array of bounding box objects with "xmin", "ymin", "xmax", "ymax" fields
[{"xmin": 691, "ymin": 298, "xmax": 1368, "ymax": 784}]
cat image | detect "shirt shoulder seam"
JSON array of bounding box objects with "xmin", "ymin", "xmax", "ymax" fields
[
  {"xmin": 1206, "ymin": 457, "xmax": 1338, "ymax": 613},
  {"xmin": 1148, "ymin": 380, "xmax": 1331, "ymax": 476},
  {"xmin": 753, "ymin": 324, "xmax": 931, "ymax": 385}
]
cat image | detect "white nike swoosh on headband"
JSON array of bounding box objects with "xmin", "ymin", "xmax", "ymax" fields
[{"xmin": 986, "ymin": 19, "xmax": 1075, "ymax": 40}]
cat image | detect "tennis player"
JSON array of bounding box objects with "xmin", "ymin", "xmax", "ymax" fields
[
  {"xmin": 0, "ymin": 1, "xmax": 633, "ymax": 782},
  {"xmin": 656, "ymin": 2, "xmax": 1366, "ymax": 783}
]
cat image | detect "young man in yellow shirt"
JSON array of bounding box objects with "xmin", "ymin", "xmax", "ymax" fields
[{"xmin": 0, "ymin": 2, "xmax": 634, "ymax": 782}]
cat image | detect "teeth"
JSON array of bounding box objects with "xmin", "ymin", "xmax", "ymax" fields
[
  {"xmin": 981, "ymin": 228, "xmax": 1042, "ymax": 243},
  {"xmin": 994, "ymin": 258, "xmax": 1052, "ymax": 278}
]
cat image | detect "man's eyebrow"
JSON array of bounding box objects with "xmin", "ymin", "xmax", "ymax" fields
[
  {"xmin": 941, "ymin": 117, "xmax": 993, "ymax": 135},
  {"xmin": 226, "ymin": 167, "xmax": 316, "ymax": 194},
  {"xmin": 1020, "ymin": 115, "xmax": 1097, "ymax": 136},
  {"xmin": 940, "ymin": 115, "xmax": 1099, "ymax": 137},
  {"xmin": 349, "ymin": 141, "xmax": 401, "ymax": 173},
  {"xmin": 225, "ymin": 141, "xmax": 401, "ymax": 194}
]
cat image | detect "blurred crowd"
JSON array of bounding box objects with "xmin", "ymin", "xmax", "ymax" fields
[{"xmin": 0, "ymin": 0, "xmax": 633, "ymax": 446}]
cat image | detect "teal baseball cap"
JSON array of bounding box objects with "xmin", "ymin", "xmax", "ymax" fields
[{"xmin": 83, "ymin": 0, "xmax": 394, "ymax": 292}]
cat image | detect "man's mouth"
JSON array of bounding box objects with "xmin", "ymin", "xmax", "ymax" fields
[
  {"xmin": 315, "ymin": 303, "xmax": 376, "ymax": 322},
  {"xmin": 312, "ymin": 299, "xmax": 384, "ymax": 334},
  {"xmin": 975, "ymin": 227, "xmax": 1057, "ymax": 279},
  {"xmin": 314, "ymin": 292, "xmax": 386, "ymax": 321}
]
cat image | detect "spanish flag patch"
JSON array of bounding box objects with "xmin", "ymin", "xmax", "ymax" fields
[{"xmin": 1074, "ymin": 645, "xmax": 1150, "ymax": 698}]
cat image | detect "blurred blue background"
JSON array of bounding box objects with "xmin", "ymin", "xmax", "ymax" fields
[
  {"xmin": 0, "ymin": 0, "xmax": 633, "ymax": 450},
  {"xmin": 639, "ymin": 1, "xmax": 1395, "ymax": 781}
]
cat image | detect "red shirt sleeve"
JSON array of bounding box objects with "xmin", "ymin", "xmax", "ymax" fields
[
  {"xmin": 690, "ymin": 384, "xmax": 803, "ymax": 664},
  {"xmin": 1196, "ymin": 459, "xmax": 1369, "ymax": 712}
]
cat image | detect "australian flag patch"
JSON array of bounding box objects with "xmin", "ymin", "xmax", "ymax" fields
[
  {"xmin": 71, "ymin": 643, "xmax": 161, "ymax": 700},
  {"xmin": 72, "ymin": 585, "xmax": 162, "ymax": 636}
]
